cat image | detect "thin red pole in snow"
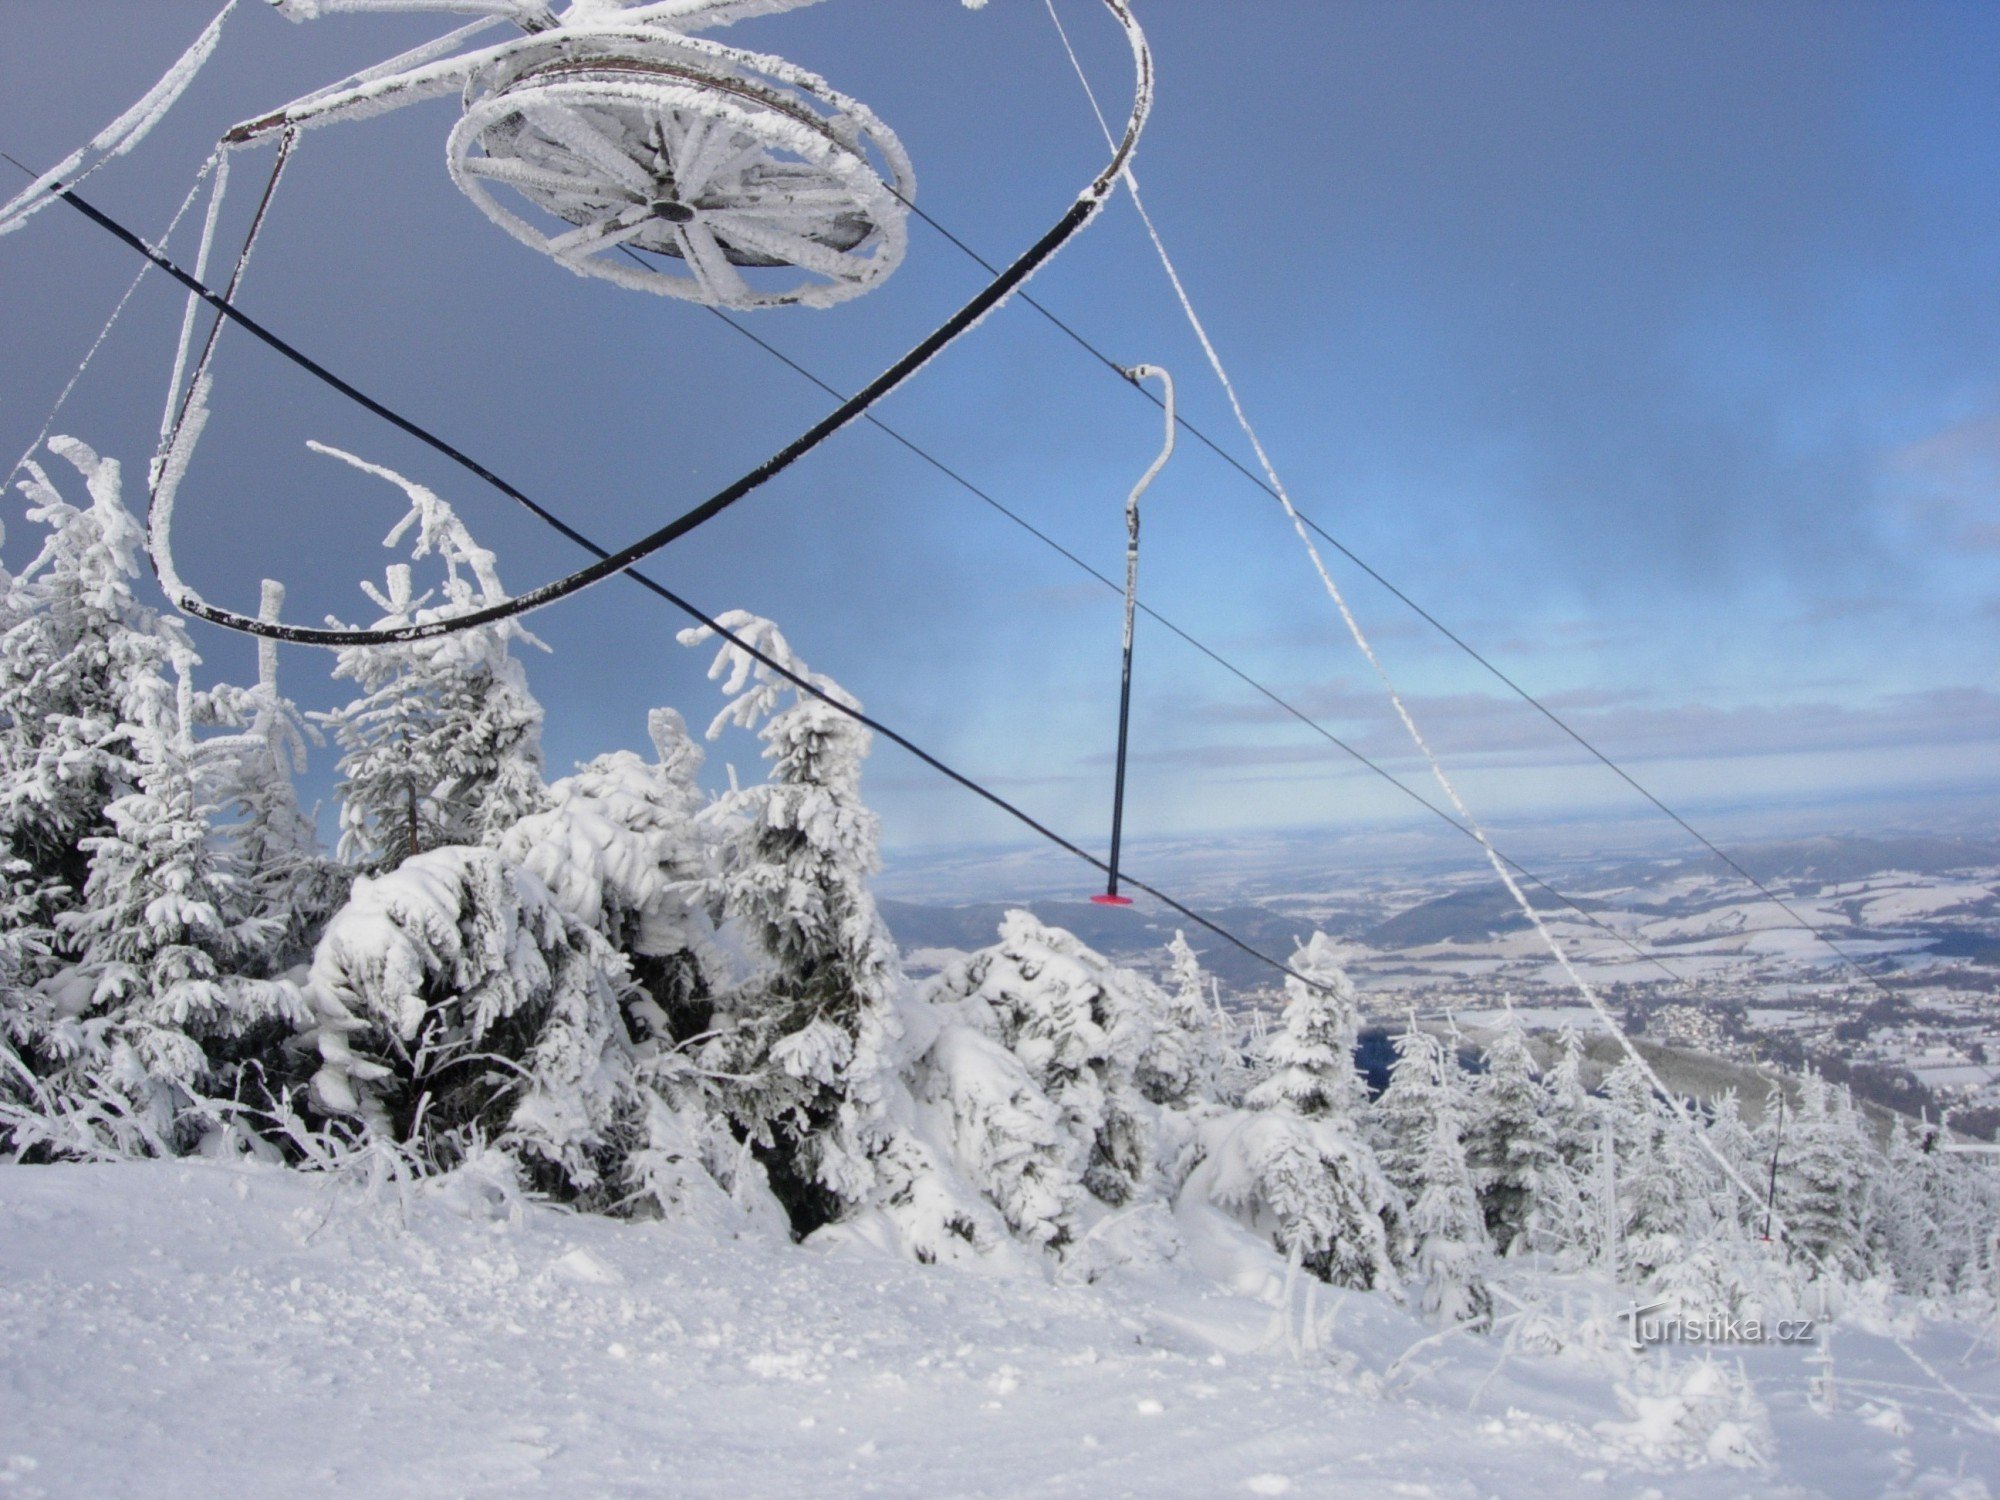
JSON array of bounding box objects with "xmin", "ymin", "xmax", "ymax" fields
[{"xmin": 1094, "ymin": 363, "xmax": 1175, "ymax": 908}]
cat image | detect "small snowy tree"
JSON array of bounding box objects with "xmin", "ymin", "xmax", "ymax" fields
[
  {"xmin": 199, "ymin": 580, "xmax": 345, "ymax": 973},
  {"xmin": 319, "ymin": 449, "xmax": 547, "ymax": 871},
  {"xmin": 680, "ymin": 611, "xmax": 986, "ymax": 1256},
  {"xmin": 913, "ymin": 1020, "xmax": 1078, "ymax": 1250},
  {"xmin": 1247, "ymin": 931, "xmax": 1370, "ymax": 1120},
  {"xmin": 1184, "ymin": 933, "xmax": 1399, "ymax": 1290},
  {"xmin": 306, "ymin": 845, "xmax": 639, "ymax": 1202},
  {"xmin": 48, "ymin": 635, "xmax": 306, "ymax": 1152},
  {"xmin": 1870, "ymin": 1117, "xmax": 1951, "ymax": 1295},
  {"xmin": 497, "ymin": 707, "xmax": 719, "ymax": 1049},
  {"xmin": 1538, "ymin": 1027, "xmax": 1605, "ymax": 1264},
  {"xmin": 0, "ymin": 440, "xmax": 160, "ymax": 975},
  {"xmin": 1704, "ymin": 1090, "xmax": 1769, "ymax": 1242},
  {"xmin": 1374, "ymin": 1019, "xmax": 1492, "ymax": 1325},
  {"xmin": 1466, "ymin": 1016, "xmax": 1557, "ymax": 1255},
  {"xmin": 1544, "ymin": 1028, "xmax": 1598, "ymax": 1167},
  {"xmin": 926, "ymin": 909, "xmax": 1159, "ymax": 1211},
  {"xmin": 1603, "ymin": 1058, "xmax": 1721, "ymax": 1285},
  {"xmin": 1770, "ymin": 1071, "xmax": 1871, "ymax": 1280},
  {"xmin": 1137, "ymin": 930, "xmax": 1225, "ymax": 1109}
]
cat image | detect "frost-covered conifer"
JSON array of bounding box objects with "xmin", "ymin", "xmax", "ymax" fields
[
  {"xmin": 0, "ymin": 441, "xmax": 300, "ymax": 1154},
  {"xmin": 1828, "ymin": 1083, "xmax": 1883, "ymax": 1268},
  {"xmin": 1530, "ymin": 1027, "xmax": 1603, "ymax": 1261},
  {"xmin": 497, "ymin": 707, "xmax": 718, "ymax": 1048},
  {"xmin": 1134, "ymin": 931, "xmax": 1224, "ymax": 1109},
  {"xmin": 1603, "ymin": 1057, "xmax": 1720, "ymax": 1284},
  {"xmin": 51, "ymin": 636, "xmax": 306, "ymax": 1150},
  {"xmin": 927, "ymin": 909, "xmax": 1158, "ymax": 1209},
  {"xmin": 680, "ymin": 612, "xmax": 983, "ymax": 1253},
  {"xmin": 1465, "ymin": 1017, "xmax": 1556, "ymax": 1256},
  {"xmin": 1544, "ymin": 1027, "xmax": 1597, "ymax": 1168},
  {"xmin": 1247, "ymin": 931, "xmax": 1369, "ymax": 1120},
  {"xmin": 1375, "ymin": 1023, "xmax": 1492, "ymax": 1327},
  {"xmin": 1870, "ymin": 1118, "xmax": 1960, "ymax": 1295},
  {"xmin": 1184, "ymin": 933, "xmax": 1399, "ymax": 1290},
  {"xmin": 1705, "ymin": 1089, "xmax": 1757, "ymax": 1179},
  {"xmin": 1770, "ymin": 1071, "xmax": 1871, "ymax": 1279},
  {"xmin": 200, "ymin": 581, "xmax": 345, "ymax": 972},
  {"xmin": 320, "ymin": 451, "xmax": 546, "ymax": 871},
  {"xmin": 913, "ymin": 1020, "xmax": 1078, "ymax": 1249},
  {"xmin": 1603, "ymin": 1058, "xmax": 1670, "ymax": 1274},
  {"xmin": 1703, "ymin": 1090, "xmax": 1765, "ymax": 1238},
  {"xmin": 305, "ymin": 845, "xmax": 638, "ymax": 1201},
  {"xmin": 0, "ymin": 441, "xmax": 160, "ymax": 979},
  {"xmin": 0, "ymin": 862, "xmax": 43, "ymax": 1110},
  {"xmin": 1921, "ymin": 1137, "xmax": 2000, "ymax": 1295}
]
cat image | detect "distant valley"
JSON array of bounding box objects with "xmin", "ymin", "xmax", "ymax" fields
[{"xmin": 882, "ymin": 832, "xmax": 2000, "ymax": 1134}]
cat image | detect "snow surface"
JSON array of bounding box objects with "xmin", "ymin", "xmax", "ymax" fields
[
  {"xmin": 2, "ymin": 1162, "xmax": 1996, "ymax": 1498},
  {"xmin": 1858, "ymin": 884, "xmax": 1992, "ymax": 926}
]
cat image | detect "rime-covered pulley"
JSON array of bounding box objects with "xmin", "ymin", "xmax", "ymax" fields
[
  {"xmin": 447, "ymin": 29, "xmax": 915, "ymax": 308},
  {"xmin": 87, "ymin": 0, "xmax": 1156, "ymax": 648},
  {"xmin": 221, "ymin": 1, "xmax": 914, "ymax": 310}
]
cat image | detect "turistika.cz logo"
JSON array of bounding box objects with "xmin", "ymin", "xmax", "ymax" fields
[{"xmin": 1617, "ymin": 1302, "xmax": 1817, "ymax": 1352}]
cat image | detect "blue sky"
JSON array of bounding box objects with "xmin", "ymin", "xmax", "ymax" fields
[{"xmin": 3, "ymin": 0, "xmax": 1999, "ymax": 873}]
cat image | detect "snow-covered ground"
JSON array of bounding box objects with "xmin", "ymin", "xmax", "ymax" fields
[{"xmin": 2, "ymin": 1162, "xmax": 1995, "ymax": 1498}]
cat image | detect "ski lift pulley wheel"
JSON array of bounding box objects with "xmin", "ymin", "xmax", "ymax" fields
[
  {"xmin": 448, "ymin": 31, "xmax": 914, "ymax": 309},
  {"xmin": 132, "ymin": 0, "xmax": 1157, "ymax": 650}
]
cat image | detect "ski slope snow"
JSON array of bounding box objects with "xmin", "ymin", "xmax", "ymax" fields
[{"xmin": 1, "ymin": 1161, "xmax": 1995, "ymax": 1498}]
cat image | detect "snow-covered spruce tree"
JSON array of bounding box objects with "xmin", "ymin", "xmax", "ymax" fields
[
  {"xmin": 1138, "ymin": 930, "xmax": 1226, "ymax": 1109},
  {"xmin": 497, "ymin": 707, "xmax": 719, "ymax": 1049},
  {"xmin": 1603, "ymin": 1056, "xmax": 1723, "ymax": 1285},
  {"xmin": 1530, "ymin": 1025, "xmax": 1604, "ymax": 1263},
  {"xmin": 305, "ymin": 845, "xmax": 641, "ymax": 1202},
  {"xmin": 1865, "ymin": 1115, "xmax": 1998, "ymax": 1298},
  {"xmin": 318, "ymin": 449, "xmax": 546, "ymax": 873},
  {"xmin": 1828, "ymin": 1081, "xmax": 1885, "ymax": 1271},
  {"xmin": 926, "ymin": 909, "xmax": 1161, "ymax": 1213},
  {"xmin": 1374, "ymin": 1022, "xmax": 1492, "ymax": 1328},
  {"xmin": 1183, "ymin": 933, "xmax": 1399, "ymax": 1290},
  {"xmin": 0, "ymin": 860, "xmax": 43, "ymax": 1118},
  {"xmin": 1369, "ymin": 1017, "xmax": 1428, "ymax": 1201},
  {"xmin": 0, "ymin": 441, "xmax": 301, "ymax": 1154},
  {"xmin": 1868, "ymin": 1117, "xmax": 1941, "ymax": 1294},
  {"xmin": 1705, "ymin": 1090, "xmax": 1758, "ymax": 1195},
  {"xmin": 56, "ymin": 633, "xmax": 309, "ymax": 1149},
  {"xmin": 199, "ymin": 580, "xmax": 346, "ymax": 975},
  {"xmin": 0, "ymin": 441, "xmax": 161, "ymax": 998},
  {"xmin": 492, "ymin": 706, "xmax": 762, "ymax": 1224},
  {"xmin": 1927, "ymin": 1142, "xmax": 2000, "ymax": 1296},
  {"xmin": 911, "ymin": 1018, "xmax": 1078, "ymax": 1251},
  {"xmin": 1768, "ymin": 1071, "xmax": 1872, "ymax": 1280},
  {"xmin": 1703, "ymin": 1089, "xmax": 1784, "ymax": 1255},
  {"xmin": 1544, "ymin": 1027, "xmax": 1597, "ymax": 1169},
  {"xmin": 680, "ymin": 612, "xmax": 995, "ymax": 1256},
  {"xmin": 1465, "ymin": 1016, "xmax": 1557, "ymax": 1256},
  {"xmin": 1249, "ymin": 932, "xmax": 1371, "ymax": 1120}
]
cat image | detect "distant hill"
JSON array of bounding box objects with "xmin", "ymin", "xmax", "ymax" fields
[
  {"xmin": 881, "ymin": 830, "xmax": 2000, "ymax": 998},
  {"xmin": 1596, "ymin": 834, "xmax": 2000, "ymax": 890},
  {"xmin": 1361, "ymin": 885, "xmax": 1609, "ymax": 948}
]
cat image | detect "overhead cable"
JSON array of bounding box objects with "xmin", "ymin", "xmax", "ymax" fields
[
  {"xmin": 885, "ymin": 10, "xmax": 1905, "ymax": 1010},
  {"xmin": 0, "ymin": 190, "xmax": 1328, "ymax": 1002},
  {"xmin": 691, "ymin": 287, "xmax": 1709, "ymax": 991}
]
